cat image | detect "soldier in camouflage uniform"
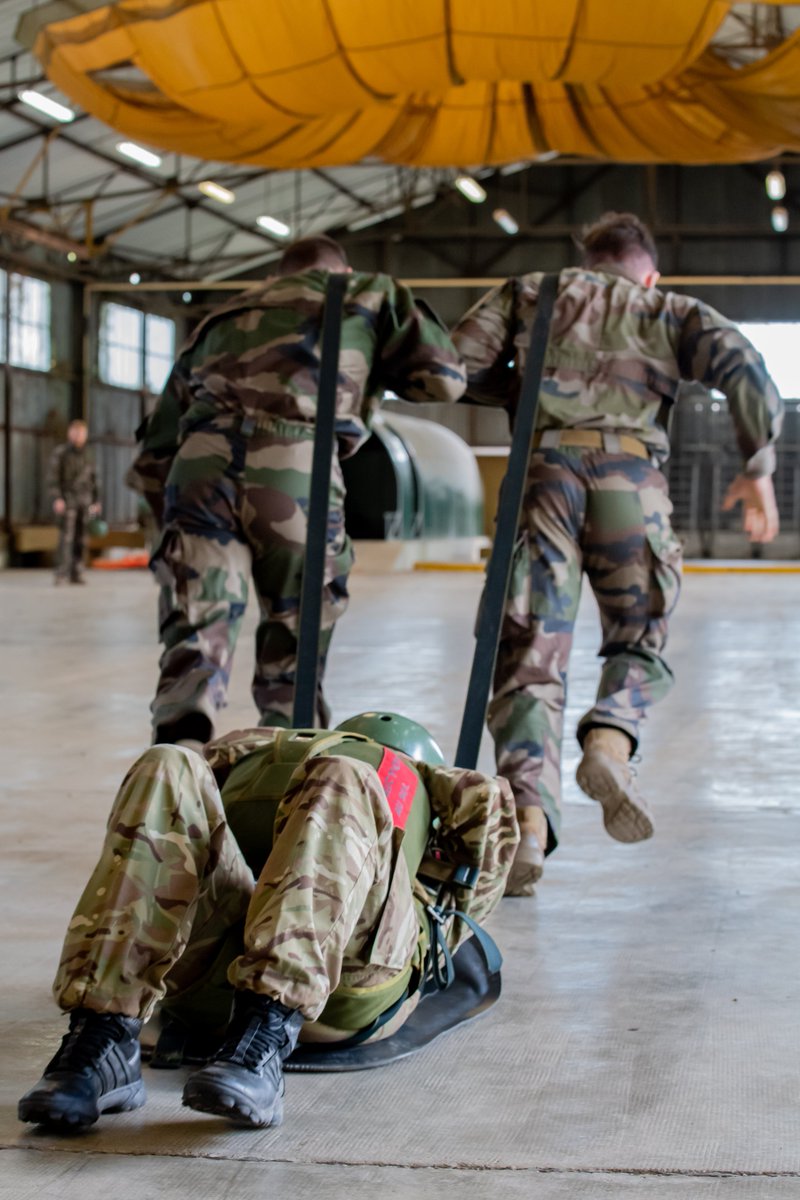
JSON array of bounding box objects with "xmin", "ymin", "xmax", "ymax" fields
[
  {"xmin": 18, "ymin": 713, "xmax": 517, "ymax": 1132},
  {"xmin": 128, "ymin": 235, "xmax": 466, "ymax": 747},
  {"xmin": 452, "ymin": 212, "xmax": 783, "ymax": 895},
  {"xmin": 47, "ymin": 418, "xmax": 101, "ymax": 585}
]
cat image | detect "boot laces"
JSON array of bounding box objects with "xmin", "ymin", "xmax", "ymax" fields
[
  {"xmin": 215, "ymin": 1005, "xmax": 291, "ymax": 1071},
  {"xmin": 48, "ymin": 1012, "xmax": 132, "ymax": 1075}
]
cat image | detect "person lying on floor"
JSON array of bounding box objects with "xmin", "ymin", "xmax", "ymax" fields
[{"xmin": 19, "ymin": 713, "xmax": 518, "ymax": 1132}]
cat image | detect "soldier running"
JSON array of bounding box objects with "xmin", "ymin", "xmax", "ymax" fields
[
  {"xmin": 451, "ymin": 211, "xmax": 783, "ymax": 894},
  {"xmin": 128, "ymin": 236, "xmax": 466, "ymax": 747}
]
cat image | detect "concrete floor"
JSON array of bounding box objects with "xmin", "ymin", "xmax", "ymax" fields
[{"xmin": 1, "ymin": 563, "xmax": 800, "ymax": 1197}]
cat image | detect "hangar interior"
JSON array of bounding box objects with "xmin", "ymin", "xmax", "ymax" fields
[{"xmin": 2, "ymin": 3, "xmax": 800, "ymax": 1197}]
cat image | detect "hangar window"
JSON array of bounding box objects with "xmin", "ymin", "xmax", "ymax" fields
[
  {"xmin": 144, "ymin": 314, "xmax": 176, "ymax": 392},
  {"xmin": 0, "ymin": 271, "xmax": 52, "ymax": 370},
  {"xmin": 98, "ymin": 303, "xmax": 175, "ymax": 392},
  {"xmin": 738, "ymin": 322, "xmax": 800, "ymax": 400},
  {"xmin": 99, "ymin": 302, "xmax": 143, "ymax": 388}
]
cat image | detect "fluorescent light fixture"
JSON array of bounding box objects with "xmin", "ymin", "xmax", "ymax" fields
[
  {"xmin": 117, "ymin": 141, "xmax": 162, "ymax": 168},
  {"xmin": 256, "ymin": 215, "xmax": 291, "ymax": 238},
  {"xmin": 18, "ymin": 89, "xmax": 75, "ymax": 123},
  {"xmin": 771, "ymin": 205, "xmax": 789, "ymax": 233},
  {"xmin": 454, "ymin": 174, "xmax": 487, "ymax": 203},
  {"xmin": 129, "ymin": 272, "xmax": 141, "ymax": 285},
  {"xmin": 766, "ymin": 170, "xmax": 786, "ymax": 201},
  {"xmin": 493, "ymin": 208, "xmax": 519, "ymax": 235},
  {"xmin": 198, "ymin": 180, "xmax": 236, "ymax": 205}
]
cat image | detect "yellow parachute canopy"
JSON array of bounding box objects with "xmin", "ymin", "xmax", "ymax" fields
[{"xmin": 26, "ymin": 0, "xmax": 800, "ymax": 167}]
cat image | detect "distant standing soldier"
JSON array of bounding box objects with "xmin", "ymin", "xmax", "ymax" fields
[
  {"xmin": 128, "ymin": 235, "xmax": 466, "ymax": 749},
  {"xmin": 47, "ymin": 418, "xmax": 101, "ymax": 585},
  {"xmin": 452, "ymin": 212, "xmax": 783, "ymax": 894}
]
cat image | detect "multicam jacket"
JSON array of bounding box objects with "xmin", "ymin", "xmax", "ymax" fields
[
  {"xmin": 452, "ymin": 265, "xmax": 783, "ymax": 475},
  {"xmin": 205, "ymin": 727, "xmax": 518, "ymax": 951},
  {"xmin": 46, "ymin": 442, "xmax": 99, "ymax": 508},
  {"xmin": 128, "ymin": 269, "xmax": 466, "ymax": 518}
]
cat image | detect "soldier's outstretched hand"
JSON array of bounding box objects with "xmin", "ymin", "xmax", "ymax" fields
[{"xmin": 722, "ymin": 474, "xmax": 780, "ymax": 543}]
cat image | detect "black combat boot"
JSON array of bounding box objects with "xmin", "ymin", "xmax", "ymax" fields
[
  {"xmin": 182, "ymin": 991, "xmax": 303, "ymax": 1128},
  {"xmin": 18, "ymin": 1009, "xmax": 145, "ymax": 1131}
]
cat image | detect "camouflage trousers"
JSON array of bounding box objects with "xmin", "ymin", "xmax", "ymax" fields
[
  {"xmin": 55, "ymin": 505, "xmax": 88, "ymax": 581},
  {"xmin": 52, "ymin": 745, "xmax": 420, "ymax": 1025},
  {"xmin": 150, "ymin": 415, "xmax": 353, "ymax": 740},
  {"xmin": 488, "ymin": 448, "xmax": 683, "ymax": 848}
]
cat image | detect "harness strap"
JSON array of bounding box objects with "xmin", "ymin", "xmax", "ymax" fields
[
  {"xmin": 426, "ymin": 903, "xmax": 504, "ymax": 991},
  {"xmin": 454, "ymin": 272, "xmax": 560, "ymax": 770},
  {"xmin": 293, "ymin": 273, "xmax": 348, "ymax": 728}
]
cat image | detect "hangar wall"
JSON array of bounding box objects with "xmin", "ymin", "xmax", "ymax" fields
[{"xmin": 1, "ymin": 162, "xmax": 798, "ymax": 555}]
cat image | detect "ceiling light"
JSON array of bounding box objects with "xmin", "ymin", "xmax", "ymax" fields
[
  {"xmin": 66, "ymin": 251, "xmax": 78, "ymax": 263},
  {"xmin": 18, "ymin": 89, "xmax": 75, "ymax": 123},
  {"xmin": 770, "ymin": 205, "xmax": 789, "ymax": 233},
  {"xmin": 766, "ymin": 170, "xmax": 786, "ymax": 201},
  {"xmin": 256, "ymin": 215, "xmax": 291, "ymax": 238},
  {"xmin": 454, "ymin": 174, "xmax": 487, "ymax": 203},
  {"xmin": 117, "ymin": 141, "xmax": 162, "ymax": 168},
  {"xmin": 493, "ymin": 208, "xmax": 519, "ymax": 235},
  {"xmin": 198, "ymin": 180, "xmax": 236, "ymax": 205},
  {"xmin": 182, "ymin": 291, "xmax": 192, "ymax": 303},
  {"xmin": 129, "ymin": 272, "xmax": 141, "ymax": 285}
]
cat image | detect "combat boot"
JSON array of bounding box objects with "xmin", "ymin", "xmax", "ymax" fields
[
  {"xmin": 576, "ymin": 728, "xmax": 654, "ymax": 843},
  {"xmin": 18, "ymin": 1009, "xmax": 144, "ymax": 1131},
  {"xmin": 182, "ymin": 991, "xmax": 303, "ymax": 1128},
  {"xmin": 504, "ymin": 806, "xmax": 549, "ymax": 896}
]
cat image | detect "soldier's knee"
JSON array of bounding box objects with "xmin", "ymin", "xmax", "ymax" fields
[{"xmin": 138, "ymin": 743, "xmax": 200, "ymax": 771}]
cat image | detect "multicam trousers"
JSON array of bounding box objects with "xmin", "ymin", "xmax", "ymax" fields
[
  {"xmin": 52, "ymin": 746, "xmax": 420, "ymax": 1027},
  {"xmin": 150, "ymin": 415, "xmax": 353, "ymax": 741},
  {"xmin": 488, "ymin": 448, "xmax": 683, "ymax": 849},
  {"xmin": 55, "ymin": 505, "xmax": 88, "ymax": 581}
]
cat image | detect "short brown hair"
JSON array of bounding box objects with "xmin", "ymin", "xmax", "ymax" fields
[
  {"xmin": 578, "ymin": 212, "xmax": 658, "ymax": 268},
  {"xmin": 278, "ymin": 235, "xmax": 349, "ymax": 276}
]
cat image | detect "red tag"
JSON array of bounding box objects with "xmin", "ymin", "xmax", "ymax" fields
[{"xmin": 377, "ymin": 748, "xmax": 418, "ymax": 830}]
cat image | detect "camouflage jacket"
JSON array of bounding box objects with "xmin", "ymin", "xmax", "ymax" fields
[
  {"xmin": 46, "ymin": 442, "xmax": 99, "ymax": 507},
  {"xmin": 128, "ymin": 269, "xmax": 466, "ymax": 518},
  {"xmin": 452, "ymin": 265, "xmax": 784, "ymax": 475},
  {"xmin": 205, "ymin": 728, "xmax": 518, "ymax": 939}
]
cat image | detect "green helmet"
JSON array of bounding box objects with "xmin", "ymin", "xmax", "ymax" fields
[
  {"xmin": 87, "ymin": 517, "xmax": 109, "ymax": 538},
  {"xmin": 336, "ymin": 711, "xmax": 446, "ymax": 766}
]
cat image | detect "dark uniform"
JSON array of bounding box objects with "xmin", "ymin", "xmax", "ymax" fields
[{"xmin": 47, "ymin": 440, "xmax": 100, "ymax": 583}]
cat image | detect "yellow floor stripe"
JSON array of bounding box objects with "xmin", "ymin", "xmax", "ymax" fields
[{"xmin": 413, "ymin": 561, "xmax": 800, "ymax": 574}]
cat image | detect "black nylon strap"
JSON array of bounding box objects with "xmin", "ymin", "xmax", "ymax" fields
[
  {"xmin": 292, "ymin": 273, "xmax": 348, "ymax": 728},
  {"xmin": 454, "ymin": 272, "xmax": 560, "ymax": 770}
]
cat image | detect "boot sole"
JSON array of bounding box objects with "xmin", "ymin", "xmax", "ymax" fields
[
  {"xmin": 18, "ymin": 1079, "xmax": 146, "ymax": 1131},
  {"xmin": 576, "ymin": 764, "xmax": 654, "ymax": 844},
  {"xmin": 182, "ymin": 1078, "xmax": 283, "ymax": 1129}
]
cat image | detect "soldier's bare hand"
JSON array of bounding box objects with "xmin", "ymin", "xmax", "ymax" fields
[
  {"xmin": 53, "ymin": 498, "xmax": 66, "ymax": 516},
  {"xmin": 89, "ymin": 503, "xmax": 101, "ymax": 516},
  {"xmin": 722, "ymin": 474, "xmax": 779, "ymax": 543}
]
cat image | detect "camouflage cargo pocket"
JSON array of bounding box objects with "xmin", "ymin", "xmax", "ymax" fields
[
  {"xmin": 474, "ymin": 532, "xmax": 530, "ymax": 635},
  {"xmin": 641, "ymin": 485, "xmax": 682, "ymax": 620}
]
